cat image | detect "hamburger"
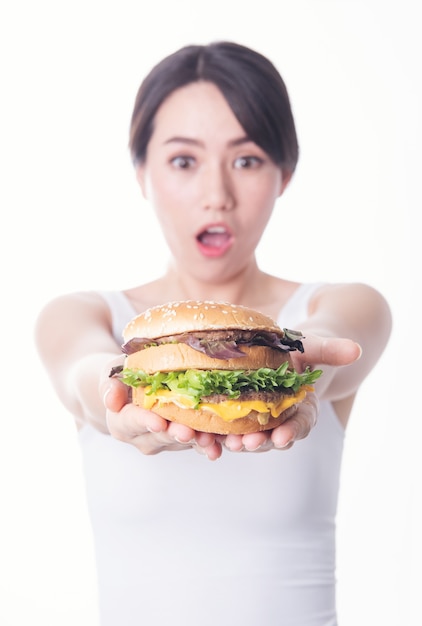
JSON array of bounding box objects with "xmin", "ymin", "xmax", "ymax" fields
[{"xmin": 113, "ymin": 300, "xmax": 322, "ymax": 435}]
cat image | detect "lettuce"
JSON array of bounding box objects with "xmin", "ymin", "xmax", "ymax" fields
[{"xmin": 120, "ymin": 363, "xmax": 322, "ymax": 407}]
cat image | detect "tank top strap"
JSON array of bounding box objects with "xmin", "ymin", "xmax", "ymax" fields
[
  {"xmin": 278, "ymin": 282, "xmax": 326, "ymax": 328},
  {"xmin": 97, "ymin": 291, "xmax": 137, "ymax": 344}
]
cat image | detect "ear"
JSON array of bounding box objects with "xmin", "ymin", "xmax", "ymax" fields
[
  {"xmin": 278, "ymin": 169, "xmax": 293, "ymax": 197},
  {"xmin": 135, "ymin": 164, "xmax": 148, "ymax": 199}
]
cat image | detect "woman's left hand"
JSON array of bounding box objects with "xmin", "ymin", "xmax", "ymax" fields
[{"xmin": 221, "ymin": 333, "xmax": 361, "ymax": 453}]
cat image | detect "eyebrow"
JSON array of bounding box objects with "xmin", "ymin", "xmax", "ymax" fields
[{"xmin": 163, "ymin": 136, "xmax": 252, "ymax": 148}]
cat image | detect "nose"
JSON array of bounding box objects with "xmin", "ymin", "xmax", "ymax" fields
[{"xmin": 201, "ymin": 162, "xmax": 235, "ymax": 212}]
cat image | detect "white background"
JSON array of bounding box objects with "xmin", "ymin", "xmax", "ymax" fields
[{"xmin": 0, "ymin": 1, "xmax": 420, "ymax": 625}]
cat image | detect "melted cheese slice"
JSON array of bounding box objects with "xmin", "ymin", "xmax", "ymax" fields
[
  {"xmin": 143, "ymin": 389, "xmax": 197, "ymax": 410},
  {"xmin": 142, "ymin": 386, "xmax": 312, "ymax": 422}
]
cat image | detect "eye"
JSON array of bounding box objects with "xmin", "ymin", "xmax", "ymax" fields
[
  {"xmin": 170, "ymin": 155, "xmax": 196, "ymax": 169},
  {"xmin": 233, "ymin": 155, "xmax": 264, "ymax": 169}
]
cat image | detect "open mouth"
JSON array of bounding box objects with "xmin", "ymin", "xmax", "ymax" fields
[{"xmin": 196, "ymin": 225, "xmax": 234, "ymax": 257}]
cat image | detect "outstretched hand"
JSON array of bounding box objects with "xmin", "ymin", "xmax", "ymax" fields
[
  {"xmin": 221, "ymin": 334, "xmax": 361, "ymax": 452},
  {"xmin": 104, "ymin": 376, "xmax": 224, "ymax": 460}
]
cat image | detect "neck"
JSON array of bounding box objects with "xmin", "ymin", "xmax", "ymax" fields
[{"xmin": 162, "ymin": 258, "xmax": 268, "ymax": 306}]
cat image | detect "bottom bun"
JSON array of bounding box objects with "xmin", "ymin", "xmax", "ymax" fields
[{"xmin": 131, "ymin": 388, "xmax": 299, "ymax": 435}]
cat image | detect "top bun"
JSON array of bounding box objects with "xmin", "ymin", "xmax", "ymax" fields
[{"xmin": 123, "ymin": 300, "xmax": 283, "ymax": 341}]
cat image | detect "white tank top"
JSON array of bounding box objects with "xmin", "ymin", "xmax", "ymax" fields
[{"xmin": 79, "ymin": 284, "xmax": 344, "ymax": 626}]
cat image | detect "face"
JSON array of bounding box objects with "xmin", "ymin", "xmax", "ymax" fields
[{"xmin": 136, "ymin": 81, "xmax": 289, "ymax": 283}]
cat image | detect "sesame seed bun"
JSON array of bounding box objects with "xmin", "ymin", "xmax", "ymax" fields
[{"xmin": 123, "ymin": 300, "xmax": 284, "ymax": 342}]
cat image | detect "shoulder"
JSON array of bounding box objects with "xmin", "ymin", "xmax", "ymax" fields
[
  {"xmin": 38, "ymin": 291, "xmax": 108, "ymax": 322},
  {"xmin": 306, "ymin": 281, "xmax": 392, "ymax": 361},
  {"xmin": 309, "ymin": 282, "xmax": 391, "ymax": 319},
  {"xmin": 35, "ymin": 291, "xmax": 112, "ymax": 345},
  {"xmin": 298, "ymin": 282, "xmax": 391, "ymax": 407}
]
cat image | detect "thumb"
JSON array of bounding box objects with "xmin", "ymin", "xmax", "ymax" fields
[
  {"xmin": 300, "ymin": 335, "xmax": 362, "ymax": 367},
  {"xmin": 101, "ymin": 375, "xmax": 130, "ymax": 412}
]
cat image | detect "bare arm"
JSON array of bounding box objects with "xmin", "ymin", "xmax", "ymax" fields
[
  {"xmin": 35, "ymin": 291, "xmax": 123, "ymax": 433},
  {"xmin": 35, "ymin": 291, "xmax": 221, "ymax": 456},
  {"xmin": 225, "ymin": 282, "xmax": 391, "ymax": 451},
  {"xmin": 296, "ymin": 282, "xmax": 392, "ymax": 403}
]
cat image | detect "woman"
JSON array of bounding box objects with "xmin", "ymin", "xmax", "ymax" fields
[{"xmin": 35, "ymin": 42, "xmax": 391, "ymax": 626}]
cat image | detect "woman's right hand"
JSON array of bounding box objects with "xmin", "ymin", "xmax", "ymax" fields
[{"xmin": 103, "ymin": 376, "xmax": 223, "ymax": 461}]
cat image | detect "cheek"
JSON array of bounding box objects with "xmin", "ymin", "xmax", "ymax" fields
[
  {"xmin": 148, "ymin": 171, "xmax": 195, "ymax": 211},
  {"xmin": 240, "ymin": 168, "xmax": 282, "ymax": 201},
  {"xmin": 241, "ymin": 179, "xmax": 279, "ymax": 219},
  {"xmin": 145, "ymin": 172, "xmax": 171, "ymax": 204},
  {"xmin": 148, "ymin": 181, "xmax": 188, "ymax": 241}
]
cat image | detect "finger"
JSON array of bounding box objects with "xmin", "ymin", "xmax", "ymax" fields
[
  {"xmin": 271, "ymin": 396, "xmax": 318, "ymax": 449},
  {"xmin": 130, "ymin": 430, "xmax": 197, "ymax": 456},
  {"xmin": 224, "ymin": 433, "xmax": 245, "ymax": 452},
  {"xmin": 107, "ymin": 402, "xmax": 168, "ymax": 443},
  {"xmin": 300, "ymin": 335, "xmax": 362, "ymax": 367},
  {"xmin": 119, "ymin": 418, "xmax": 182, "ymax": 455},
  {"xmin": 242, "ymin": 431, "xmax": 269, "ymax": 451},
  {"xmin": 167, "ymin": 421, "xmax": 197, "ymax": 444},
  {"xmin": 195, "ymin": 440, "xmax": 223, "ymax": 461},
  {"xmin": 103, "ymin": 377, "xmax": 129, "ymax": 412},
  {"xmin": 166, "ymin": 424, "xmax": 222, "ymax": 460},
  {"xmin": 195, "ymin": 430, "xmax": 219, "ymax": 448}
]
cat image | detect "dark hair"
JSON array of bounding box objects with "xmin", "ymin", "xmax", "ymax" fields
[{"xmin": 129, "ymin": 41, "xmax": 299, "ymax": 173}]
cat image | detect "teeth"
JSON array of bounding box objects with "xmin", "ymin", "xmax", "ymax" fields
[{"xmin": 206, "ymin": 226, "xmax": 226, "ymax": 233}]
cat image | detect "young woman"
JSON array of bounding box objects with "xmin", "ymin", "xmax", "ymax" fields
[{"xmin": 35, "ymin": 42, "xmax": 392, "ymax": 626}]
